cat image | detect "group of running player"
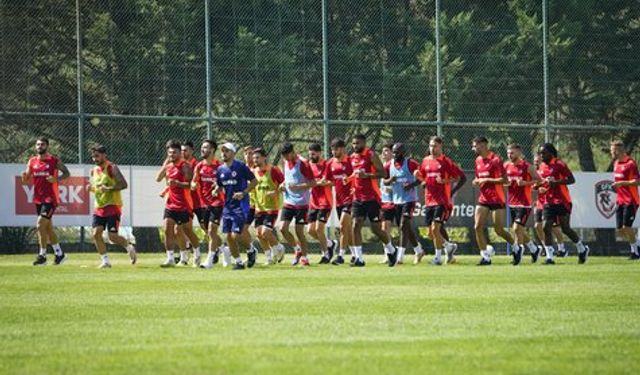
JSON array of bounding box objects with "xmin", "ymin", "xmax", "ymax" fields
[{"xmin": 22, "ymin": 135, "xmax": 640, "ymax": 269}]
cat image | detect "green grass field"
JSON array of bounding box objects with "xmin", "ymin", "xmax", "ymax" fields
[{"xmin": 1, "ymin": 253, "xmax": 639, "ymax": 375}]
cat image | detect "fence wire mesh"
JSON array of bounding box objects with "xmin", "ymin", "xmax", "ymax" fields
[{"xmin": 1, "ymin": 0, "xmax": 639, "ymax": 253}]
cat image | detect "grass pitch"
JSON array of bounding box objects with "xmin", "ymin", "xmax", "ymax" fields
[{"xmin": 0, "ymin": 253, "xmax": 638, "ymax": 375}]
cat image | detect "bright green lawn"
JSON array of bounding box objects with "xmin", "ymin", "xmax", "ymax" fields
[{"xmin": 0, "ymin": 253, "xmax": 639, "ymax": 375}]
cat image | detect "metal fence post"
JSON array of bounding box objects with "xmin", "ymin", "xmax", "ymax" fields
[
  {"xmin": 76, "ymin": 0, "xmax": 86, "ymax": 251},
  {"xmin": 321, "ymin": 0, "xmax": 330, "ymax": 157},
  {"xmin": 435, "ymin": 0, "xmax": 443, "ymax": 137},
  {"xmin": 205, "ymin": 0, "xmax": 213, "ymax": 139},
  {"xmin": 542, "ymin": 0, "xmax": 550, "ymax": 142}
]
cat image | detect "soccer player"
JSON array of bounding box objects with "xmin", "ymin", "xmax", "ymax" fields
[
  {"xmin": 243, "ymin": 146, "xmax": 257, "ymax": 229},
  {"xmin": 504, "ymin": 143, "xmax": 540, "ymax": 265},
  {"xmin": 279, "ymin": 142, "xmax": 316, "ymax": 267},
  {"xmin": 251, "ymin": 147, "xmax": 286, "ymax": 265},
  {"xmin": 193, "ymin": 140, "xmax": 226, "ymax": 269},
  {"xmin": 215, "ymin": 143, "xmax": 258, "ymax": 270},
  {"xmin": 322, "ymin": 138, "xmax": 354, "ymax": 265},
  {"xmin": 416, "ymin": 136, "xmax": 465, "ymax": 265},
  {"xmin": 88, "ymin": 145, "xmax": 136, "ymax": 268},
  {"xmin": 307, "ymin": 143, "xmax": 337, "ymax": 264},
  {"xmin": 537, "ymin": 143, "xmax": 589, "ymax": 264},
  {"xmin": 379, "ymin": 143, "xmax": 395, "ymax": 264},
  {"xmin": 533, "ymin": 154, "xmax": 566, "ymax": 259},
  {"xmin": 180, "ymin": 141, "xmax": 204, "ymax": 266},
  {"xmin": 155, "ymin": 140, "xmax": 200, "ymax": 268},
  {"xmin": 350, "ymin": 134, "xmax": 397, "ymax": 267},
  {"xmin": 610, "ymin": 140, "xmax": 640, "ymax": 260},
  {"xmin": 22, "ymin": 137, "xmax": 70, "ymax": 266},
  {"xmin": 471, "ymin": 136, "xmax": 516, "ymax": 266},
  {"xmin": 382, "ymin": 143, "xmax": 421, "ymax": 265}
]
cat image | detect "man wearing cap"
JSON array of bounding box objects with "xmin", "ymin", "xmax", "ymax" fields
[{"xmin": 214, "ymin": 142, "xmax": 258, "ymax": 270}]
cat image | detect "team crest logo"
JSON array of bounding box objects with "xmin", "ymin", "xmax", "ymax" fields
[
  {"xmin": 232, "ymin": 171, "xmax": 237, "ymax": 177},
  {"xmin": 594, "ymin": 180, "xmax": 616, "ymax": 219}
]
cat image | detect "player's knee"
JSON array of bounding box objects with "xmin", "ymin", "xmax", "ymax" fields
[
  {"xmin": 107, "ymin": 232, "xmax": 120, "ymax": 242},
  {"xmin": 92, "ymin": 229, "xmax": 102, "ymax": 240}
]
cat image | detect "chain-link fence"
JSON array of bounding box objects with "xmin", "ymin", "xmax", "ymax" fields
[{"xmin": 1, "ymin": 0, "xmax": 638, "ymax": 254}]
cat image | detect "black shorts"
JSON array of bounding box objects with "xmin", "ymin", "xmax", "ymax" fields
[
  {"xmin": 92, "ymin": 214, "xmax": 121, "ymax": 233},
  {"xmin": 282, "ymin": 207, "xmax": 308, "ymax": 225},
  {"xmin": 510, "ymin": 207, "xmax": 531, "ymax": 226},
  {"xmin": 393, "ymin": 202, "xmax": 416, "ymax": 225},
  {"xmin": 203, "ymin": 206, "xmax": 223, "ymax": 226},
  {"xmin": 246, "ymin": 208, "xmax": 256, "ymax": 226},
  {"xmin": 193, "ymin": 207, "xmax": 208, "ymax": 226},
  {"xmin": 534, "ymin": 207, "xmax": 544, "ymax": 223},
  {"xmin": 254, "ymin": 213, "xmax": 278, "ymax": 229},
  {"xmin": 616, "ymin": 204, "xmax": 638, "ymax": 229},
  {"xmin": 164, "ymin": 209, "xmax": 191, "ymax": 225},
  {"xmin": 353, "ymin": 200, "xmax": 381, "ymax": 223},
  {"xmin": 478, "ymin": 203, "xmax": 505, "ymax": 211},
  {"xmin": 337, "ymin": 204, "xmax": 352, "ymax": 217},
  {"xmin": 309, "ymin": 208, "xmax": 331, "ymax": 223},
  {"xmin": 382, "ymin": 205, "xmax": 396, "ymax": 222},
  {"xmin": 35, "ymin": 203, "xmax": 56, "ymax": 219},
  {"xmin": 425, "ymin": 205, "xmax": 450, "ymax": 226},
  {"xmin": 543, "ymin": 203, "xmax": 572, "ymax": 223}
]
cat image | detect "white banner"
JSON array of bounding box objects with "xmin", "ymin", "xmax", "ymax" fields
[{"xmin": 0, "ymin": 164, "xmax": 632, "ymax": 228}]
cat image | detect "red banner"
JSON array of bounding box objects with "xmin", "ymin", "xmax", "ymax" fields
[{"xmin": 15, "ymin": 176, "xmax": 90, "ymax": 215}]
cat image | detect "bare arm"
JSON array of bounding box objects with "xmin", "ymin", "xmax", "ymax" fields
[
  {"xmin": 155, "ymin": 158, "xmax": 169, "ymax": 182},
  {"xmin": 55, "ymin": 160, "xmax": 70, "ymax": 182},
  {"xmin": 110, "ymin": 165, "xmax": 128, "ymax": 191},
  {"xmin": 370, "ymin": 152, "xmax": 386, "ymax": 179}
]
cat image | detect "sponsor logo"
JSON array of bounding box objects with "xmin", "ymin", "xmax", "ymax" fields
[
  {"xmin": 15, "ymin": 176, "xmax": 90, "ymax": 215},
  {"xmin": 594, "ymin": 180, "xmax": 616, "ymax": 219}
]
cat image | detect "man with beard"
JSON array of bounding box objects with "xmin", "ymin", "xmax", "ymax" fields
[
  {"xmin": 307, "ymin": 143, "xmax": 337, "ymax": 264},
  {"xmin": 251, "ymin": 147, "xmax": 286, "ymax": 265},
  {"xmin": 472, "ymin": 136, "xmax": 516, "ymax": 266},
  {"xmin": 416, "ymin": 136, "xmax": 465, "ymax": 265},
  {"xmin": 279, "ymin": 143, "xmax": 316, "ymax": 267},
  {"xmin": 193, "ymin": 140, "xmax": 228, "ymax": 269},
  {"xmin": 22, "ymin": 137, "xmax": 70, "ymax": 266},
  {"xmin": 88, "ymin": 145, "xmax": 137, "ymax": 268},
  {"xmin": 538, "ymin": 143, "xmax": 589, "ymax": 264},
  {"xmin": 155, "ymin": 140, "xmax": 200, "ymax": 268},
  {"xmin": 382, "ymin": 143, "xmax": 421, "ymax": 266},
  {"xmin": 322, "ymin": 138, "xmax": 355, "ymax": 265},
  {"xmin": 504, "ymin": 143, "xmax": 540, "ymax": 265},
  {"xmin": 350, "ymin": 134, "xmax": 397, "ymax": 267}
]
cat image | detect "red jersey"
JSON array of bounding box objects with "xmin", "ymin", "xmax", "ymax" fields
[
  {"xmin": 165, "ymin": 160, "xmax": 193, "ymax": 212},
  {"xmin": 475, "ymin": 152, "xmax": 506, "ymax": 205},
  {"xmin": 194, "ymin": 159, "xmax": 224, "ymax": 207},
  {"xmin": 349, "ymin": 148, "xmax": 380, "ymax": 202},
  {"xmin": 504, "ymin": 159, "xmax": 533, "ymax": 207},
  {"xmin": 185, "ymin": 157, "xmax": 202, "ymax": 209},
  {"xmin": 324, "ymin": 156, "xmax": 353, "ymax": 207},
  {"xmin": 537, "ymin": 158, "xmax": 572, "ymax": 206},
  {"xmin": 309, "ymin": 159, "xmax": 333, "ymax": 209},
  {"xmin": 614, "ymin": 156, "xmax": 640, "ymax": 206},
  {"xmin": 418, "ymin": 155, "xmax": 463, "ymax": 207},
  {"xmin": 27, "ymin": 155, "xmax": 60, "ymax": 205}
]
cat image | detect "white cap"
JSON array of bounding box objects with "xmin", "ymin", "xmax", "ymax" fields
[{"xmin": 221, "ymin": 142, "xmax": 237, "ymax": 153}]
